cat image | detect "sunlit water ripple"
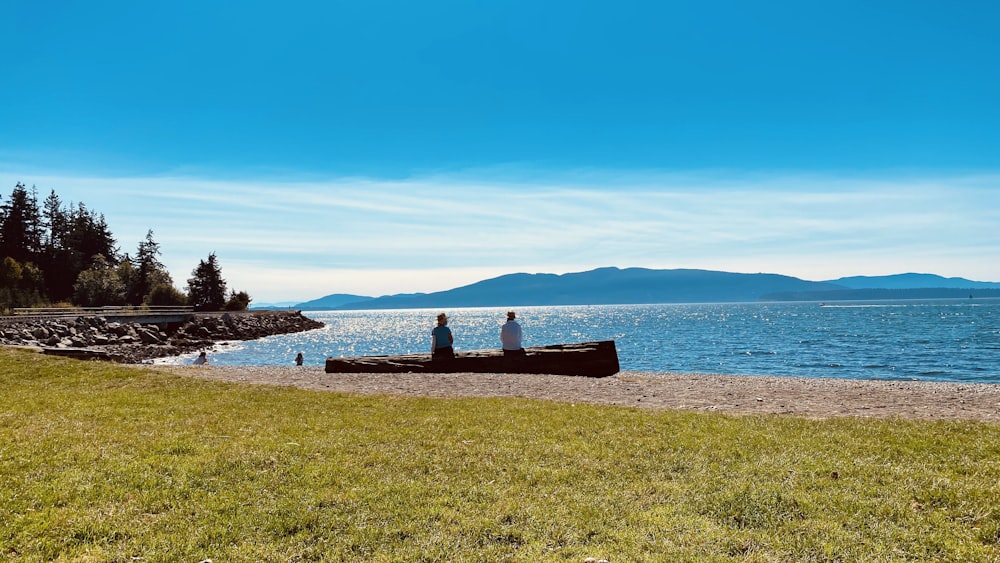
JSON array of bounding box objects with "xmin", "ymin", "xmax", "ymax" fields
[{"xmin": 155, "ymin": 300, "xmax": 1000, "ymax": 383}]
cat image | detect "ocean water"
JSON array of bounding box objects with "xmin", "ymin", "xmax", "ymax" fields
[{"xmin": 157, "ymin": 300, "xmax": 1000, "ymax": 383}]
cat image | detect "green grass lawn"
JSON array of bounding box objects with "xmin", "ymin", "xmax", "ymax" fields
[{"xmin": 2, "ymin": 347, "xmax": 999, "ymax": 562}]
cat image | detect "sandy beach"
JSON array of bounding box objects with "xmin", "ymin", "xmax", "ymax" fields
[{"xmin": 148, "ymin": 365, "xmax": 1000, "ymax": 422}]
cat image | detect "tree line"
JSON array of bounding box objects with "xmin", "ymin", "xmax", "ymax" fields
[{"xmin": 0, "ymin": 182, "xmax": 250, "ymax": 313}]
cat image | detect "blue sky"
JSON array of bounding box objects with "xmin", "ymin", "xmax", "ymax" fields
[{"xmin": 2, "ymin": 1, "xmax": 999, "ymax": 303}]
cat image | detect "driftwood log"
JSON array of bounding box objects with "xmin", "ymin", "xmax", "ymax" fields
[{"xmin": 324, "ymin": 340, "xmax": 620, "ymax": 378}]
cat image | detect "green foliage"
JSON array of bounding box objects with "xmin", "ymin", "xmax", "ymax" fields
[
  {"xmin": 2, "ymin": 347, "xmax": 998, "ymax": 561},
  {"xmin": 0, "ymin": 255, "xmax": 22, "ymax": 288},
  {"xmin": 147, "ymin": 282, "xmax": 188, "ymax": 306},
  {"xmin": 116, "ymin": 258, "xmax": 136, "ymax": 299},
  {"xmin": 224, "ymin": 290, "xmax": 252, "ymax": 311},
  {"xmin": 0, "ymin": 256, "xmax": 46, "ymax": 309},
  {"xmin": 2, "ymin": 184, "xmax": 119, "ymax": 303},
  {"xmin": 72, "ymin": 254, "xmax": 127, "ymax": 306},
  {"xmin": 186, "ymin": 252, "xmax": 228, "ymax": 311},
  {"xmin": 3, "ymin": 184, "xmax": 236, "ymax": 308},
  {"xmin": 72, "ymin": 246, "xmax": 185, "ymax": 308},
  {"xmin": 44, "ymin": 200, "xmax": 119, "ymax": 302},
  {"xmin": 20, "ymin": 260, "xmax": 45, "ymax": 296}
]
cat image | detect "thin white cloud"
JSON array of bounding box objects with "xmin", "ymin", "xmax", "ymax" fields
[{"xmin": 2, "ymin": 168, "xmax": 998, "ymax": 302}]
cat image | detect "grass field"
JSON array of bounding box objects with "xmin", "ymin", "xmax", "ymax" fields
[{"xmin": 2, "ymin": 347, "xmax": 999, "ymax": 562}]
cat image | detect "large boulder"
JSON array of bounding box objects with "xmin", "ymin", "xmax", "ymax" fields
[
  {"xmin": 107, "ymin": 322, "xmax": 129, "ymax": 337},
  {"xmin": 136, "ymin": 327, "xmax": 162, "ymax": 344}
]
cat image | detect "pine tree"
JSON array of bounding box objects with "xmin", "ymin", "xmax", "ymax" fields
[
  {"xmin": 186, "ymin": 252, "xmax": 228, "ymax": 311},
  {"xmin": 0, "ymin": 183, "xmax": 43, "ymax": 265},
  {"xmin": 128, "ymin": 230, "xmax": 166, "ymax": 305}
]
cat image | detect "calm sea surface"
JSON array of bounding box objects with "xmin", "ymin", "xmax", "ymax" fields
[{"xmin": 157, "ymin": 300, "xmax": 1000, "ymax": 383}]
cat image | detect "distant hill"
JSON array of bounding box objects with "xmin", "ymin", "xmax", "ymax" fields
[
  {"xmin": 329, "ymin": 267, "xmax": 846, "ymax": 310},
  {"xmin": 826, "ymin": 273, "xmax": 1000, "ymax": 290},
  {"xmin": 756, "ymin": 272, "xmax": 1000, "ymax": 302},
  {"xmin": 292, "ymin": 268, "xmax": 1000, "ymax": 311},
  {"xmin": 294, "ymin": 293, "xmax": 375, "ymax": 310},
  {"xmin": 761, "ymin": 287, "xmax": 1000, "ymax": 302},
  {"xmin": 250, "ymin": 301, "xmax": 302, "ymax": 310}
]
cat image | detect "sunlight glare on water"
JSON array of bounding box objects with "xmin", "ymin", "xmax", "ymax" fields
[{"xmin": 158, "ymin": 300, "xmax": 1000, "ymax": 383}]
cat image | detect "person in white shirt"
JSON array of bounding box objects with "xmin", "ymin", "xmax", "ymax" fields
[{"xmin": 500, "ymin": 311, "xmax": 525, "ymax": 356}]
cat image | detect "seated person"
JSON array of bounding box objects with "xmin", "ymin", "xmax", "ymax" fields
[
  {"xmin": 431, "ymin": 313, "xmax": 454, "ymax": 359},
  {"xmin": 500, "ymin": 311, "xmax": 525, "ymax": 356}
]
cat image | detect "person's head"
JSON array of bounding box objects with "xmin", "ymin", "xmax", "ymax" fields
[
  {"xmin": 199, "ymin": 351, "xmax": 207, "ymax": 357},
  {"xmin": 437, "ymin": 313, "xmax": 448, "ymax": 326},
  {"xmin": 507, "ymin": 311, "xmax": 516, "ymax": 321}
]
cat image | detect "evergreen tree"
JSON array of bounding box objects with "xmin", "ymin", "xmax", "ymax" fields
[
  {"xmin": 117, "ymin": 250, "xmax": 182, "ymax": 305},
  {"xmin": 116, "ymin": 255, "xmax": 136, "ymax": 300},
  {"xmin": 186, "ymin": 252, "xmax": 228, "ymax": 311},
  {"xmin": 0, "ymin": 183, "xmax": 43, "ymax": 265},
  {"xmin": 1, "ymin": 183, "xmax": 224, "ymax": 309},
  {"xmin": 39, "ymin": 189, "xmax": 70, "ymax": 299},
  {"xmin": 128, "ymin": 230, "xmax": 166, "ymax": 305},
  {"xmin": 70, "ymin": 207, "xmax": 117, "ymax": 264},
  {"xmin": 42, "ymin": 190, "xmax": 67, "ymax": 254},
  {"xmin": 39, "ymin": 201, "xmax": 120, "ymax": 302}
]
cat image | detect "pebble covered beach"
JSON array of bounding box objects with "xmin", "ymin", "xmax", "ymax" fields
[{"xmin": 149, "ymin": 364, "xmax": 1000, "ymax": 422}]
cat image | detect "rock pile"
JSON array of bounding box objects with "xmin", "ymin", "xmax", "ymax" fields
[{"xmin": 0, "ymin": 311, "xmax": 324, "ymax": 363}]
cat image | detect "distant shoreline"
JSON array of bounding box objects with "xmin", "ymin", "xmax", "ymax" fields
[
  {"xmin": 261, "ymin": 294, "xmax": 1000, "ymax": 312},
  {"xmin": 282, "ymin": 268, "xmax": 1000, "ymax": 311}
]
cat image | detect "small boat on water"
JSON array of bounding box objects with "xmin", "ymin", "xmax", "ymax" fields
[{"xmin": 324, "ymin": 340, "xmax": 620, "ymax": 378}]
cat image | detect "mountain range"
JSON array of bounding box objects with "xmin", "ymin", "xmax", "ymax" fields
[{"xmin": 274, "ymin": 268, "xmax": 1000, "ymax": 311}]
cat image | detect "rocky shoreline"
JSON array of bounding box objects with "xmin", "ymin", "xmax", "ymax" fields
[{"xmin": 0, "ymin": 310, "xmax": 324, "ymax": 363}]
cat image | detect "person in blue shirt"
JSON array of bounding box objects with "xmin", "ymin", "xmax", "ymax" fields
[{"xmin": 430, "ymin": 313, "xmax": 454, "ymax": 359}]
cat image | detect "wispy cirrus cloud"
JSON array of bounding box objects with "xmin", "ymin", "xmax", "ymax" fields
[{"xmin": 1, "ymin": 168, "xmax": 997, "ymax": 301}]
